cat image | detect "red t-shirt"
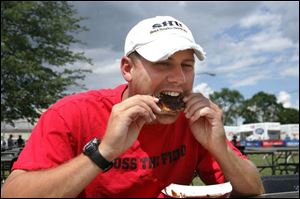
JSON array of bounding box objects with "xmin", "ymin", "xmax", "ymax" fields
[{"xmin": 13, "ymin": 84, "xmax": 246, "ymax": 198}]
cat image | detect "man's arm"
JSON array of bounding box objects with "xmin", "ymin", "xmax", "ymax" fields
[
  {"xmin": 1, "ymin": 154, "xmax": 101, "ymax": 198},
  {"xmin": 210, "ymin": 144, "xmax": 265, "ymax": 197},
  {"xmin": 184, "ymin": 93, "xmax": 264, "ymax": 197},
  {"xmin": 1, "ymin": 95, "xmax": 161, "ymax": 198}
]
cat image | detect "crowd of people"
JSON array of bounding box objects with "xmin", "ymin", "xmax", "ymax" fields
[{"xmin": 1, "ymin": 134, "xmax": 25, "ymax": 151}]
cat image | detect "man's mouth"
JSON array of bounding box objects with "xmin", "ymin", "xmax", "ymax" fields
[{"xmin": 155, "ymin": 91, "xmax": 185, "ymax": 113}]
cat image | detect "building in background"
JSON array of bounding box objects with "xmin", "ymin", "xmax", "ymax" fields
[
  {"xmin": 225, "ymin": 122, "xmax": 299, "ymax": 147},
  {"xmin": 280, "ymin": 124, "xmax": 299, "ymax": 140}
]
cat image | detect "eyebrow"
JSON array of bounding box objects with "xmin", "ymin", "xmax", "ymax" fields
[{"xmin": 167, "ymin": 57, "xmax": 195, "ymax": 62}]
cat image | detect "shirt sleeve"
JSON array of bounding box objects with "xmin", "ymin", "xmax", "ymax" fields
[
  {"xmin": 196, "ymin": 139, "xmax": 248, "ymax": 185},
  {"xmin": 12, "ymin": 108, "xmax": 76, "ymax": 171}
]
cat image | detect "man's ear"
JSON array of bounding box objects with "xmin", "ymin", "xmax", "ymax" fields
[{"xmin": 120, "ymin": 56, "xmax": 133, "ymax": 82}]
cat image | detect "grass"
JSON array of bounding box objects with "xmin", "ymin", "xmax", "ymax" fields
[
  {"xmin": 2, "ymin": 152, "xmax": 298, "ymax": 186},
  {"xmin": 191, "ymin": 152, "xmax": 299, "ymax": 186}
]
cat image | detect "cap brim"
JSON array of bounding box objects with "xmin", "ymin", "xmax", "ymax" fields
[{"xmin": 136, "ymin": 35, "xmax": 205, "ymax": 62}]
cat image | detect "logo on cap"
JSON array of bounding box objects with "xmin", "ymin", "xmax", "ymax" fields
[
  {"xmin": 150, "ymin": 20, "xmax": 187, "ymax": 34},
  {"xmin": 152, "ymin": 20, "xmax": 183, "ymax": 29}
]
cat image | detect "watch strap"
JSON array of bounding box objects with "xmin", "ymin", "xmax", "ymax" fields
[
  {"xmin": 90, "ymin": 148, "xmax": 113, "ymax": 172},
  {"xmin": 83, "ymin": 138, "xmax": 113, "ymax": 172}
]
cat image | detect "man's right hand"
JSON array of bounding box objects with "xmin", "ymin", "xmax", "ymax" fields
[{"xmin": 99, "ymin": 95, "xmax": 161, "ymax": 161}]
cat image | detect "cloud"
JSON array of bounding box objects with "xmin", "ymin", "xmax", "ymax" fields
[
  {"xmin": 231, "ymin": 72, "xmax": 268, "ymax": 88},
  {"xmin": 214, "ymin": 57, "xmax": 268, "ymax": 74},
  {"xmin": 261, "ymin": 1, "xmax": 299, "ymax": 43},
  {"xmin": 295, "ymin": 99, "xmax": 299, "ymax": 110},
  {"xmin": 178, "ymin": 1, "xmax": 186, "ymax": 7},
  {"xmin": 193, "ymin": 83, "xmax": 214, "ymax": 98},
  {"xmin": 239, "ymin": 12, "xmax": 281, "ymax": 29},
  {"xmin": 66, "ymin": 46, "xmax": 126, "ymax": 92},
  {"xmin": 281, "ymin": 66, "xmax": 299, "ymax": 77},
  {"xmin": 203, "ymin": 5, "xmax": 298, "ymax": 92},
  {"xmin": 68, "ymin": 46, "xmax": 124, "ymax": 74},
  {"xmin": 277, "ymin": 91, "xmax": 292, "ymax": 108},
  {"xmin": 71, "ymin": 2, "xmax": 140, "ymax": 51},
  {"xmin": 93, "ymin": 59, "xmax": 120, "ymax": 74},
  {"xmin": 247, "ymin": 32, "xmax": 294, "ymax": 52}
]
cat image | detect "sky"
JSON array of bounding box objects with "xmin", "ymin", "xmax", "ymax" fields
[{"xmin": 68, "ymin": 1, "xmax": 299, "ymax": 110}]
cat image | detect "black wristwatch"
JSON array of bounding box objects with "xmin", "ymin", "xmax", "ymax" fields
[{"xmin": 83, "ymin": 138, "xmax": 113, "ymax": 172}]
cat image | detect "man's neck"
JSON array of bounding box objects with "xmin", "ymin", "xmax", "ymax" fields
[{"xmin": 122, "ymin": 87, "xmax": 129, "ymax": 101}]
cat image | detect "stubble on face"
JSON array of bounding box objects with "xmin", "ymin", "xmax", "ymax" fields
[{"xmin": 126, "ymin": 50, "xmax": 195, "ymax": 124}]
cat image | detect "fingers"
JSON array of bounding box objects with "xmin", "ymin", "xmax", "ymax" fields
[
  {"xmin": 184, "ymin": 94, "xmax": 209, "ymax": 116},
  {"xmin": 114, "ymin": 95, "xmax": 162, "ymax": 123},
  {"xmin": 123, "ymin": 95, "xmax": 161, "ymax": 113},
  {"xmin": 183, "ymin": 93, "xmax": 221, "ymax": 123},
  {"xmin": 125, "ymin": 106, "xmax": 154, "ymax": 123},
  {"xmin": 102, "ymin": 95, "xmax": 163, "ymax": 160}
]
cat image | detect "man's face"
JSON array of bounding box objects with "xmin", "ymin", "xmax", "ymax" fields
[{"xmin": 129, "ymin": 49, "xmax": 195, "ymax": 124}]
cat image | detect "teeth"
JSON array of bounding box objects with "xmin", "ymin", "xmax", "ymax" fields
[{"xmin": 161, "ymin": 91, "xmax": 181, "ymax": 96}]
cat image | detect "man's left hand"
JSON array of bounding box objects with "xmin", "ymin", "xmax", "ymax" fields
[{"xmin": 183, "ymin": 93, "xmax": 226, "ymax": 152}]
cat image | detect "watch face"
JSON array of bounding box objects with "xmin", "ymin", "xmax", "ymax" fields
[
  {"xmin": 84, "ymin": 138, "xmax": 99, "ymax": 154},
  {"xmin": 85, "ymin": 143, "xmax": 94, "ymax": 153}
]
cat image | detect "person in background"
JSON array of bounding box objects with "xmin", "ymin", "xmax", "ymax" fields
[
  {"xmin": 1, "ymin": 136, "xmax": 7, "ymax": 151},
  {"xmin": 231, "ymin": 135, "xmax": 238, "ymax": 147},
  {"xmin": 17, "ymin": 135, "xmax": 25, "ymax": 147},
  {"xmin": 7, "ymin": 134, "xmax": 14, "ymax": 150},
  {"xmin": 1, "ymin": 16, "xmax": 264, "ymax": 198}
]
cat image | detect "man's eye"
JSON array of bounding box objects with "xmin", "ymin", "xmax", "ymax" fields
[
  {"xmin": 182, "ymin": 64, "xmax": 194, "ymax": 72},
  {"xmin": 182, "ymin": 64, "xmax": 193, "ymax": 68}
]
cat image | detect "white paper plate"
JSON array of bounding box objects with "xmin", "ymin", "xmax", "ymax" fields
[{"xmin": 161, "ymin": 182, "xmax": 232, "ymax": 198}]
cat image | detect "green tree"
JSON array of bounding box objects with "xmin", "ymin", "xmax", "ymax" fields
[
  {"xmin": 278, "ymin": 107, "xmax": 299, "ymax": 124},
  {"xmin": 1, "ymin": 1, "xmax": 92, "ymax": 126},
  {"xmin": 209, "ymin": 88, "xmax": 244, "ymax": 125},
  {"xmin": 241, "ymin": 92, "xmax": 281, "ymax": 123},
  {"xmin": 240, "ymin": 99, "xmax": 260, "ymax": 124}
]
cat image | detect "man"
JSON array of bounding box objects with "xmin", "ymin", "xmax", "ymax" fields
[
  {"xmin": 17, "ymin": 135, "xmax": 25, "ymax": 147},
  {"xmin": 232, "ymin": 135, "xmax": 238, "ymax": 147},
  {"xmin": 1, "ymin": 16, "xmax": 264, "ymax": 198},
  {"xmin": 7, "ymin": 134, "xmax": 14, "ymax": 150},
  {"xmin": 1, "ymin": 136, "xmax": 7, "ymax": 151}
]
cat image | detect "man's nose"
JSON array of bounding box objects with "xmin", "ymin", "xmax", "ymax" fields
[{"xmin": 167, "ymin": 65, "xmax": 186, "ymax": 85}]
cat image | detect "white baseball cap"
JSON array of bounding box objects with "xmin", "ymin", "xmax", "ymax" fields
[{"xmin": 124, "ymin": 16, "xmax": 206, "ymax": 62}]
